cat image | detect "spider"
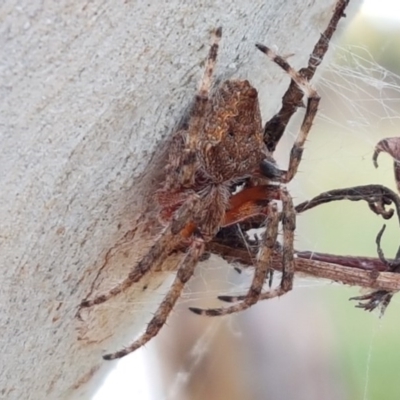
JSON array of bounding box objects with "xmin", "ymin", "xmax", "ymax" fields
[{"xmin": 79, "ymin": 1, "xmax": 349, "ymax": 360}]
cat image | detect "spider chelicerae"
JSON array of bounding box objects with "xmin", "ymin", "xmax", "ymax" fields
[{"xmin": 80, "ymin": 1, "xmax": 351, "ymax": 360}]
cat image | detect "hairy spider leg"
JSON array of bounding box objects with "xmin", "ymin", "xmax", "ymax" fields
[
  {"xmin": 258, "ymin": 188, "xmax": 295, "ymax": 299},
  {"xmin": 226, "ymin": 188, "xmax": 296, "ymax": 302},
  {"xmin": 189, "ymin": 26, "xmax": 222, "ymax": 146},
  {"xmin": 79, "ymin": 229, "xmax": 172, "ymax": 309},
  {"xmin": 180, "ymin": 27, "xmax": 222, "ymax": 186},
  {"xmin": 257, "ymin": 44, "xmax": 320, "ymax": 184},
  {"xmin": 189, "ymin": 200, "xmax": 279, "ymax": 316},
  {"xmin": 263, "ymin": 0, "xmax": 349, "ymax": 152},
  {"xmin": 103, "ymin": 233, "xmax": 205, "ymax": 359},
  {"xmin": 190, "ymin": 188, "xmax": 294, "ymax": 315},
  {"xmin": 79, "ymin": 196, "xmax": 200, "ymax": 309}
]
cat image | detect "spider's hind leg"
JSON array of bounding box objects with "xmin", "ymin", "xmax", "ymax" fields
[
  {"xmin": 190, "ymin": 188, "xmax": 295, "ymax": 316},
  {"xmin": 189, "ymin": 202, "xmax": 280, "ymax": 317},
  {"xmin": 103, "ymin": 232, "xmax": 205, "ymax": 360},
  {"xmin": 79, "ymin": 227, "xmax": 175, "ymax": 310},
  {"xmin": 79, "ymin": 194, "xmax": 202, "ymax": 310}
]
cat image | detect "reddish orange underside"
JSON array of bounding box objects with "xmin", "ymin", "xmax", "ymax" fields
[{"xmin": 158, "ymin": 184, "xmax": 281, "ymax": 238}]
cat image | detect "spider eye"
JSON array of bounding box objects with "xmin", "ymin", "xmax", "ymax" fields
[{"xmin": 227, "ymin": 130, "xmax": 234, "ymax": 137}]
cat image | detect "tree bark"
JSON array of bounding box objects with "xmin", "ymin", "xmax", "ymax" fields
[{"xmin": 0, "ymin": 1, "xmax": 358, "ymax": 398}]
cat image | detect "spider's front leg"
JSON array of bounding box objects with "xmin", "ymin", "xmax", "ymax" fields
[
  {"xmin": 257, "ymin": 45, "xmax": 320, "ymax": 184},
  {"xmin": 171, "ymin": 27, "xmax": 222, "ymax": 188},
  {"xmin": 263, "ymin": 0, "xmax": 349, "ymax": 152}
]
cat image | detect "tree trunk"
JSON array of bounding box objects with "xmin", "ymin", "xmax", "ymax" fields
[{"xmin": 0, "ymin": 1, "xmax": 358, "ymax": 398}]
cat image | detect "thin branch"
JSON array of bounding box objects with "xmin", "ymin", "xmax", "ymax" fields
[{"xmin": 207, "ymin": 242, "xmax": 400, "ymax": 292}]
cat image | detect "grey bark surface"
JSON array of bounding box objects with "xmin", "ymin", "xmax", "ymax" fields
[{"xmin": 0, "ymin": 1, "xmax": 358, "ymax": 399}]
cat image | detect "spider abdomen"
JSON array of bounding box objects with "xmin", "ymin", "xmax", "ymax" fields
[{"xmin": 200, "ymin": 80, "xmax": 266, "ymax": 183}]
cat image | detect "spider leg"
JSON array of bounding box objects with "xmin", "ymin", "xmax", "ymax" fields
[
  {"xmin": 79, "ymin": 194, "xmax": 201, "ymax": 310},
  {"xmin": 257, "ymin": 45, "xmax": 320, "ymax": 184},
  {"xmin": 188, "ymin": 26, "xmax": 221, "ymax": 148},
  {"xmin": 258, "ymin": 188, "xmax": 295, "ymax": 300},
  {"xmin": 194, "ymin": 188, "xmax": 294, "ymax": 316},
  {"xmin": 103, "ymin": 233, "xmax": 205, "ymax": 360},
  {"xmin": 179, "ymin": 27, "xmax": 222, "ymax": 186},
  {"xmin": 263, "ymin": 0, "xmax": 349, "ymax": 152},
  {"xmin": 189, "ymin": 201, "xmax": 279, "ymax": 317},
  {"xmin": 198, "ymin": 28, "xmax": 221, "ymax": 100},
  {"xmin": 79, "ymin": 227, "xmax": 176, "ymax": 309}
]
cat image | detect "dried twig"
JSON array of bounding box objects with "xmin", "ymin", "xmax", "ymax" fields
[{"xmin": 207, "ymin": 242, "xmax": 400, "ymax": 293}]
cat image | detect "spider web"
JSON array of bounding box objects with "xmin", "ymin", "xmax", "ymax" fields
[{"xmin": 94, "ymin": 10, "xmax": 400, "ymax": 400}]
